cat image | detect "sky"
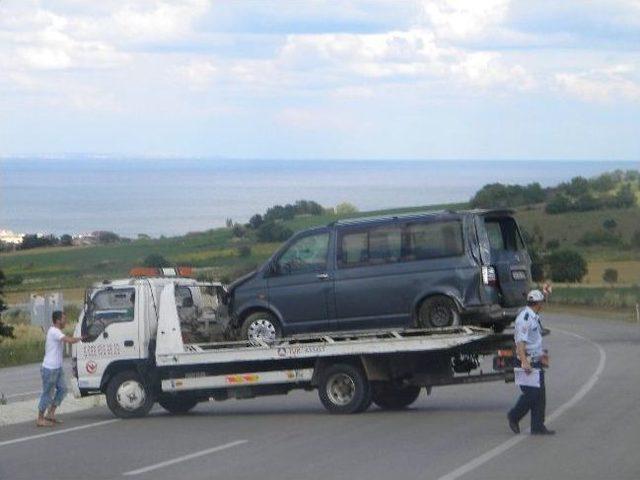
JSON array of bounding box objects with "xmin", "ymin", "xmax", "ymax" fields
[{"xmin": 0, "ymin": 0, "xmax": 639, "ymax": 161}]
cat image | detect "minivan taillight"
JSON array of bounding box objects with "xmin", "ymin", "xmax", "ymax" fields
[{"xmin": 482, "ymin": 266, "xmax": 497, "ymax": 286}]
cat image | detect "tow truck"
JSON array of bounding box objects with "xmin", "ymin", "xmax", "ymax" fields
[{"xmin": 71, "ymin": 269, "xmax": 516, "ymax": 418}]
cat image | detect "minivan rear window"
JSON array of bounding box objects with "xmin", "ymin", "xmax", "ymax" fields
[{"xmin": 485, "ymin": 217, "xmax": 525, "ymax": 251}]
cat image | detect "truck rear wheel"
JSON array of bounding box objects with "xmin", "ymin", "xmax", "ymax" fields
[
  {"xmin": 418, "ymin": 296, "xmax": 460, "ymax": 328},
  {"xmin": 372, "ymin": 384, "xmax": 421, "ymax": 410},
  {"xmin": 106, "ymin": 371, "xmax": 155, "ymax": 419},
  {"xmin": 158, "ymin": 395, "xmax": 198, "ymax": 415},
  {"xmin": 318, "ymin": 363, "xmax": 372, "ymax": 414}
]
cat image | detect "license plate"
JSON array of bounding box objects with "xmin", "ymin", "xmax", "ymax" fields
[{"xmin": 511, "ymin": 270, "xmax": 527, "ymax": 281}]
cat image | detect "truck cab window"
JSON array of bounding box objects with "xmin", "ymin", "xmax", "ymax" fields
[
  {"xmin": 82, "ymin": 288, "xmax": 135, "ymax": 340},
  {"xmin": 277, "ymin": 233, "xmax": 329, "ymax": 275}
]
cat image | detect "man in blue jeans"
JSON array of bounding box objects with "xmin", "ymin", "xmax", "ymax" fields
[{"xmin": 37, "ymin": 311, "xmax": 83, "ymax": 427}]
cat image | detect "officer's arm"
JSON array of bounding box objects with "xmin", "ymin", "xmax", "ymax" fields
[{"xmin": 516, "ymin": 341, "xmax": 531, "ymax": 372}]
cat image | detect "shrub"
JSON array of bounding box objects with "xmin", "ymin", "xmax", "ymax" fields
[
  {"xmin": 603, "ymin": 268, "xmax": 618, "ymax": 284},
  {"xmin": 602, "ymin": 219, "xmax": 617, "ymax": 231},
  {"xmin": 142, "ymin": 254, "xmax": 171, "ymax": 268},
  {"xmin": 547, "ymin": 249, "xmax": 588, "ymax": 283},
  {"xmin": 632, "ymin": 230, "xmax": 640, "ymax": 249},
  {"xmin": 232, "ymin": 223, "xmax": 246, "ymax": 238},
  {"xmin": 470, "ymin": 182, "xmax": 546, "ymax": 209},
  {"xmin": 545, "ymin": 193, "xmax": 572, "ymax": 214},
  {"xmin": 237, "ymin": 245, "xmax": 251, "ymax": 257},
  {"xmin": 257, "ymin": 222, "xmax": 293, "ymax": 243},
  {"xmin": 335, "ymin": 202, "xmax": 359, "ymax": 215},
  {"xmin": 545, "ymin": 239, "xmax": 560, "ymax": 250},
  {"xmin": 95, "ymin": 231, "xmax": 120, "ymax": 244}
]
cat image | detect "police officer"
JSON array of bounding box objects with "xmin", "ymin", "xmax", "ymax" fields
[{"xmin": 507, "ymin": 289, "xmax": 555, "ymax": 435}]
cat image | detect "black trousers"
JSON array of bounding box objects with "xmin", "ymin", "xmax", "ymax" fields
[{"xmin": 508, "ymin": 363, "xmax": 546, "ymax": 432}]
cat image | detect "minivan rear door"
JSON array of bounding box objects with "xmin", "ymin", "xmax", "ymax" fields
[{"xmin": 482, "ymin": 214, "xmax": 531, "ymax": 307}]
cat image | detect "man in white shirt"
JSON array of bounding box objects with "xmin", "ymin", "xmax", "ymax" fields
[{"xmin": 37, "ymin": 311, "xmax": 83, "ymax": 427}]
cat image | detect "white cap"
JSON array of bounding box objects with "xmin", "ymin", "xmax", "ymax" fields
[{"xmin": 527, "ymin": 289, "xmax": 545, "ymax": 303}]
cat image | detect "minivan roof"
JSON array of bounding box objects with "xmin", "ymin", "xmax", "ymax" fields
[{"xmin": 329, "ymin": 208, "xmax": 514, "ymax": 228}]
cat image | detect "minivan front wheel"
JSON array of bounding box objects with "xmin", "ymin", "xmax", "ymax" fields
[
  {"xmin": 418, "ymin": 296, "xmax": 460, "ymax": 328},
  {"xmin": 241, "ymin": 311, "xmax": 282, "ymax": 344}
]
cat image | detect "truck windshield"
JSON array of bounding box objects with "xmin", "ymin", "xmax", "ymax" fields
[{"xmin": 82, "ymin": 287, "xmax": 135, "ymax": 340}]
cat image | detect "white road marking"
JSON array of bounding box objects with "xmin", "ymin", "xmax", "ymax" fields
[
  {"xmin": 0, "ymin": 419, "xmax": 120, "ymax": 448},
  {"xmin": 123, "ymin": 440, "xmax": 248, "ymax": 476},
  {"xmin": 434, "ymin": 328, "xmax": 606, "ymax": 480}
]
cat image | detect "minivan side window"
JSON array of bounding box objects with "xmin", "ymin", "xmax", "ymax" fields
[
  {"xmin": 405, "ymin": 220, "xmax": 464, "ymax": 260},
  {"xmin": 339, "ymin": 226, "xmax": 402, "ymax": 267},
  {"xmin": 276, "ymin": 232, "xmax": 329, "ymax": 275}
]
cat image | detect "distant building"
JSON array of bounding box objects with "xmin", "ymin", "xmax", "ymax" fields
[{"xmin": 0, "ymin": 229, "xmax": 24, "ymax": 244}]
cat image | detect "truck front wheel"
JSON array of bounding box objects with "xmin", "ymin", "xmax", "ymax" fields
[
  {"xmin": 158, "ymin": 395, "xmax": 198, "ymax": 415},
  {"xmin": 318, "ymin": 363, "xmax": 372, "ymax": 414},
  {"xmin": 106, "ymin": 371, "xmax": 155, "ymax": 419},
  {"xmin": 372, "ymin": 384, "xmax": 421, "ymax": 410}
]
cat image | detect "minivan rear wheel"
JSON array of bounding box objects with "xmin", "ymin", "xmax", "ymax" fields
[
  {"xmin": 241, "ymin": 311, "xmax": 282, "ymax": 344},
  {"xmin": 418, "ymin": 296, "xmax": 460, "ymax": 328}
]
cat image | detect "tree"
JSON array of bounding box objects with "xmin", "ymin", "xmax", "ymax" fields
[
  {"xmin": 0, "ymin": 269, "xmax": 14, "ymax": 339},
  {"xmin": 547, "ymin": 249, "xmax": 588, "ymax": 283},
  {"xmin": 602, "ymin": 268, "xmax": 618, "ymax": 284},
  {"xmin": 613, "ymin": 184, "xmax": 636, "ymax": 208},
  {"xmin": 248, "ymin": 214, "xmax": 263, "ymax": 229},
  {"xmin": 564, "ymin": 176, "xmax": 590, "ymax": 197},
  {"xmin": 95, "ymin": 231, "xmax": 120, "ymax": 244},
  {"xmin": 60, "ymin": 234, "xmax": 73, "ymax": 246},
  {"xmin": 232, "ymin": 223, "xmax": 246, "ymax": 238},
  {"xmin": 142, "ymin": 254, "xmax": 171, "ymax": 268}
]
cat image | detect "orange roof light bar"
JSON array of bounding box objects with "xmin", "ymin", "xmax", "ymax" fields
[{"xmin": 129, "ymin": 267, "xmax": 193, "ymax": 278}]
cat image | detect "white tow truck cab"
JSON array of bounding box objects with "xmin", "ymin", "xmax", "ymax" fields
[{"xmin": 72, "ymin": 271, "xmax": 516, "ymax": 419}]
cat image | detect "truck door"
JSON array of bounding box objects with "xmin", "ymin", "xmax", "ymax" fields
[
  {"xmin": 266, "ymin": 231, "xmax": 332, "ymax": 333},
  {"xmin": 77, "ymin": 286, "xmax": 142, "ymax": 387}
]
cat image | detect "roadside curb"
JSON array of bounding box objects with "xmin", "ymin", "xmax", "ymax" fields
[{"xmin": 0, "ymin": 395, "xmax": 106, "ymax": 426}]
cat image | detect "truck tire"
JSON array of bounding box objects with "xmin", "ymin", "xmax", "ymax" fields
[
  {"xmin": 318, "ymin": 363, "xmax": 372, "ymax": 414},
  {"xmin": 418, "ymin": 296, "xmax": 460, "ymax": 328},
  {"xmin": 241, "ymin": 311, "xmax": 282, "ymax": 344},
  {"xmin": 372, "ymin": 384, "xmax": 421, "ymax": 410},
  {"xmin": 106, "ymin": 371, "xmax": 155, "ymax": 419},
  {"xmin": 158, "ymin": 395, "xmax": 198, "ymax": 415}
]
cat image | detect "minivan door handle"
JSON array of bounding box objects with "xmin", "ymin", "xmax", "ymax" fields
[
  {"xmin": 124, "ymin": 340, "xmax": 134, "ymax": 347},
  {"xmin": 316, "ymin": 273, "xmax": 330, "ymax": 280}
]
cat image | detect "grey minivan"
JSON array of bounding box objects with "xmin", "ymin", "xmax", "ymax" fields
[{"xmin": 226, "ymin": 210, "xmax": 531, "ymax": 342}]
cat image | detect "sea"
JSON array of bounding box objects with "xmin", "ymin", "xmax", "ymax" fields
[{"xmin": 1, "ymin": 159, "xmax": 637, "ymax": 238}]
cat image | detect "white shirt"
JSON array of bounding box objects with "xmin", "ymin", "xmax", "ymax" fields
[
  {"xmin": 514, "ymin": 306, "xmax": 544, "ymax": 358},
  {"xmin": 42, "ymin": 326, "xmax": 65, "ymax": 369}
]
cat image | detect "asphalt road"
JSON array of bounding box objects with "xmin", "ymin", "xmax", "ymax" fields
[
  {"xmin": 1, "ymin": 313, "xmax": 639, "ymax": 480},
  {"xmin": 0, "ymin": 360, "xmax": 71, "ymax": 403}
]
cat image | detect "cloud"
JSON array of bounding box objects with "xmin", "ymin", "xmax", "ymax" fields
[
  {"xmin": 420, "ymin": 0, "xmax": 510, "ymax": 41},
  {"xmin": 555, "ymin": 65, "xmax": 640, "ymax": 103}
]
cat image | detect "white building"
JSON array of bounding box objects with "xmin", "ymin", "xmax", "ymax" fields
[{"xmin": 0, "ymin": 229, "xmax": 24, "ymax": 244}]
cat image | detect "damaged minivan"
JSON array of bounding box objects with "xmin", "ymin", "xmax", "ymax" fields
[{"xmin": 226, "ymin": 210, "xmax": 532, "ymax": 342}]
